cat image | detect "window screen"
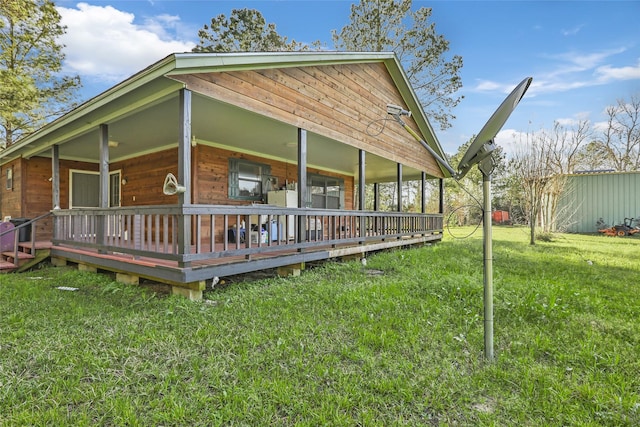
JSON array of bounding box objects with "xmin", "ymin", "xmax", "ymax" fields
[
  {"xmin": 70, "ymin": 171, "xmax": 121, "ymax": 208},
  {"xmin": 229, "ymin": 159, "xmax": 270, "ymax": 201},
  {"xmin": 309, "ymin": 174, "xmax": 344, "ymax": 209}
]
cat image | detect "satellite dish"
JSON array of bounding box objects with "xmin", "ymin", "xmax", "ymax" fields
[
  {"xmin": 452, "ymin": 76, "xmax": 532, "ymax": 361},
  {"xmin": 162, "ymin": 173, "xmax": 186, "ymax": 195},
  {"xmin": 457, "ymin": 77, "xmax": 533, "ymax": 179}
]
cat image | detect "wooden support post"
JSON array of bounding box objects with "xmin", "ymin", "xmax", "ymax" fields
[
  {"xmin": 50, "ymin": 257, "xmax": 67, "ymax": 267},
  {"xmin": 397, "ymin": 163, "xmax": 403, "ymax": 212},
  {"xmin": 297, "ymin": 128, "xmax": 308, "ymax": 245},
  {"xmin": 116, "ymin": 272, "xmax": 139, "ymax": 285},
  {"xmin": 172, "ymin": 286, "xmax": 203, "ymax": 301},
  {"xmin": 176, "ymin": 89, "xmax": 192, "ymax": 268},
  {"xmin": 359, "ymin": 150, "xmax": 366, "ymax": 243},
  {"xmin": 171, "ymin": 280, "xmax": 205, "ymax": 300},
  {"xmin": 51, "ymin": 145, "xmax": 60, "ymax": 210},
  {"xmin": 78, "ymin": 263, "xmax": 97, "ymax": 273},
  {"xmin": 421, "ymin": 172, "xmax": 427, "ymax": 214},
  {"xmin": 98, "ymin": 124, "xmax": 109, "ymax": 253},
  {"xmin": 277, "ymin": 262, "xmax": 305, "ymax": 277},
  {"xmin": 439, "ymin": 178, "xmax": 445, "ymax": 215}
]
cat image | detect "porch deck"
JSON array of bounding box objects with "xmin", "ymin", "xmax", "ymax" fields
[
  {"xmin": 51, "ymin": 233, "xmax": 440, "ymax": 282},
  {"xmin": 49, "ymin": 205, "xmax": 443, "ymax": 298}
]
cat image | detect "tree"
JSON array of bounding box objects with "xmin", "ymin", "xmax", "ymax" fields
[
  {"xmin": 537, "ymin": 120, "xmax": 591, "ymax": 232},
  {"xmin": 510, "ymin": 132, "xmax": 555, "ymax": 244},
  {"xmin": 544, "ymin": 120, "xmax": 591, "ymax": 175},
  {"xmin": 332, "ymin": 0, "xmax": 463, "ymax": 130},
  {"xmin": 0, "ymin": 0, "xmax": 81, "ymax": 147},
  {"xmin": 193, "ymin": 8, "xmax": 314, "ymax": 53},
  {"xmin": 596, "ymin": 94, "xmax": 640, "ymax": 171},
  {"xmin": 574, "ymin": 140, "xmax": 611, "ymax": 172}
]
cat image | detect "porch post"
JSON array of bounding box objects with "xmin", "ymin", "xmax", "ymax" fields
[
  {"xmin": 439, "ymin": 178, "xmax": 444, "ymax": 214},
  {"xmin": 297, "ymin": 128, "xmax": 307, "ymax": 243},
  {"xmin": 51, "ymin": 145, "xmax": 60, "ymax": 210},
  {"xmin": 358, "ymin": 150, "xmax": 366, "ymax": 241},
  {"xmin": 99, "ymin": 124, "xmax": 110, "ymax": 208},
  {"xmin": 421, "ymin": 172, "xmax": 426, "ymax": 214},
  {"xmin": 177, "ymin": 89, "xmax": 192, "ymax": 266},
  {"xmin": 373, "ymin": 183, "xmax": 379, "ymax": 211},
  {"xmin": 358, "ymin": 150, "xmax": 365, "ymax": 210},
  {"xmin": 178, "ymin": 89, "xmax": 192, "ymax": 206},
  {"xmin": 396, "ymin": 163, "xmax": 402, "ymax": 212},
  {"xmin": 97, "ymin": 124, "xmax": 109, "ymax": 251}
]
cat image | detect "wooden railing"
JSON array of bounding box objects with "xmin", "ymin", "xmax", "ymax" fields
[{"xmin": 52, "ymin": 205, "xmax": 443, "ymax": 267}]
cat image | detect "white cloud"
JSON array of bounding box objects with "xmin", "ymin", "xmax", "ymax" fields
[
  {"xmin": 554, "ymin": 114, "xmax": 590, "ymax": 127},
  {"xmin": 57, "ymin": 2, "xmax": 196, "ymax": 83},
  {"xmin": 494, "ymin": 128, "xmax": 532, "ymax": 158},
  {"xmin": 591, "ymin": 118, "xmax": 616, "ymax": 134},
  {"xmin": 473, "ymin": 48, "xmax": 639, "ymax": 97},
  {"xmin": 596, "ymin": 59, "xmax": 640, "ymax": 82},
  {"xmin": 475, "ymin": 80, "xmax": 504, "ymax": 92},
  {"xmin": 561, "ymin": 24, "xmax": 585, "ymax": 37},
  {"xmin": 547, "ymin": 48, "xmax": 627, "ymax": 73}
]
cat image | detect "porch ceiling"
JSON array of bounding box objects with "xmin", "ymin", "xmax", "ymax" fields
[{"xmin": 38, "ymin": 92, "xmax": 424, "ymax": 182}]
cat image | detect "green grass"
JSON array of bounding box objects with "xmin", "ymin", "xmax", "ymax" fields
[{"xmin": 1, "ymin": 227, "xmax": 639, "ymax": 426}]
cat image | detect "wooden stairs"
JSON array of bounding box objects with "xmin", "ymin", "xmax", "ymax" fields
[{"xmin": 0, "ymin": 241, "xmax": 51, "ymax": 273}]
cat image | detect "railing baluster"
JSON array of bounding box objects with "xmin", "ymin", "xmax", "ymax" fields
[
  {"xmin": 195, "ymin": 214, "xmax": 202, "ymax": 254},
  {"xmin": 210, "ymin": 214, "xmax": 215, "ymax": 253}
]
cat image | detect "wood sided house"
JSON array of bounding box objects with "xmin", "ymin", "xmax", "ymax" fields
[{"xmin": 0, "ymin": 52, "xmax": 449, "ymax": 299}]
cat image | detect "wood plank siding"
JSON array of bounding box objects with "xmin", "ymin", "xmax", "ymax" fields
[
  {"xmin": 1, "ymin": 159, "xmax": 23, "ymax": 218},
  {"xmin": 172, "ymin": 62, "xmax": 443, "ymax": 178},
  {"xmin": 192, "ymin": 145, "xmax": 354, "ymax": 241},
  {"xmin": 11, "ymin": 145, "xmax": 355, "ymax": 243}
]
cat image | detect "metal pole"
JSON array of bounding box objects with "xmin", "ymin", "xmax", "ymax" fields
[{"xmin": 482, "ymin": 172, "xmax": 494, "ymax": 361}]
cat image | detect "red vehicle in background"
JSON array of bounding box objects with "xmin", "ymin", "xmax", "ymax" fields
[{"xmin": 492, "ymin": 210, "xmax": 511, "ymax": 225}]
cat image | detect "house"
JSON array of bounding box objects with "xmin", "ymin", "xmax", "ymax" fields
[
  {"xmin": 556, "ymin": 170, "xmax": 640, "ymax": 233},
  {"xmin": 0, "ymin": 52, "xmax": 449, "ymax": 299}
]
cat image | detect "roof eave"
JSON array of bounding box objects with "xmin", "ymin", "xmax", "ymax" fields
[
  {"xmin": 0, "ymin": 53, "xmax": 180, "ymax": 162},
  {"xmin": 168, "ymin": 51, "xmax": 397, "ymax": 75}
]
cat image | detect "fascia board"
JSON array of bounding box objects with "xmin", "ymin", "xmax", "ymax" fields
[{"xmin": 167, "ymin": 51, "xmax": 397, "ymax": 75}]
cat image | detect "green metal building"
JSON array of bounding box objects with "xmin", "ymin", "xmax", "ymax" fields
[{"xmin": 558, "ymin": 171, "xmax": 640, "ymax": 233}]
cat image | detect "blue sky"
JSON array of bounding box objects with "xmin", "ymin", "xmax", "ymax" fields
[{"xmin": 55, "ymin": 1, "xmax": 640, "ymax": 155}]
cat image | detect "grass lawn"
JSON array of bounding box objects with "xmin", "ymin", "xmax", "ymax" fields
[{"xmin": 1, "ymin": 227, "xmax": 639, "ymax": 426}]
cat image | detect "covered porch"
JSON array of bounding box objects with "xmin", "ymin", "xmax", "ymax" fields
[{"xmin": 49, "ymin": 205, "xmax": 442, "ymax": 299}]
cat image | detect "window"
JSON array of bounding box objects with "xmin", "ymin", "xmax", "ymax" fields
[
  {"xmin": 109, "ymin": 172, "xmax": 121, "ymax": 208},
  {"xmin": 5, "ymin": 167, "xmax": 12, "ymax": 190},
  {"xmin": 309, "ymin": 174, "xmax": 344, "ymax": 209},
  {"xmin": 70, "ymin": 170, "xmax": 121, "ymax": 208},
  {"xmin": 228, "ymin": 159, "xmax": 270, "ymax": 201}
]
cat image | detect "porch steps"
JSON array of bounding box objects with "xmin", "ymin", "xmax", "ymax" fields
[
  {"xmin": 0, "ymin": 259, "xmax": 16, "ymax": 271},
  {"xmin": 0, "ymin": 242, "xmax": 52, "ymax": 273}
]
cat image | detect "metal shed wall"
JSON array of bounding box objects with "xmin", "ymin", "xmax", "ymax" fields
[{"xmin": 558, "ymin": 172, "xmax": 640, "ymax": 233}]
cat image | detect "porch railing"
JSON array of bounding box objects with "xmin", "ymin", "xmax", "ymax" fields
[{"xmin": 52, "ymin": 205, "xmax": 443, "ymax": 267}]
